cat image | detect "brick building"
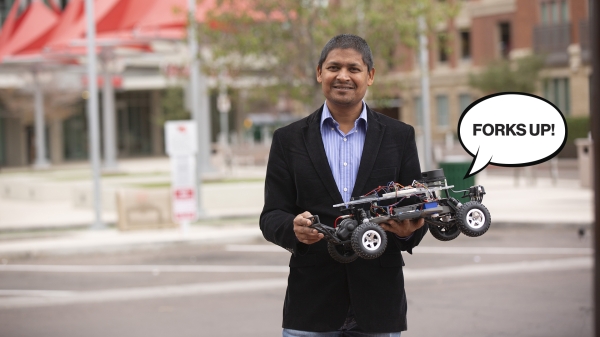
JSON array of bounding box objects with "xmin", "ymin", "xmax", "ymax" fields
[{"xmin": 382, "ymin": 0, "xmax": 591, "ymax": 145}]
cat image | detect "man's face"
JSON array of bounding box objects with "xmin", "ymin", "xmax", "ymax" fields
[{"xmin": 317, "ymin": 48, "xmax": 375, "ymax": 110}]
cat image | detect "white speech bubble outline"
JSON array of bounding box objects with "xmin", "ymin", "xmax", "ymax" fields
[
  {"xmin": 461, "ymin": 95, "xmax": 566, "ymax": 175},
  {"xmin": 458, "ymin": 92, "xmax": 568, "ymax": 179}
]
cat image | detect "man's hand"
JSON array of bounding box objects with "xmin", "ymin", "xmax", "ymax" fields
[
  {"xmin": 380, "ymin": 218, "xmax": 425, "ymax": 238},
  {"xmin": 293, "ymin": 211, "xmax": 324, "ymax": 245}
]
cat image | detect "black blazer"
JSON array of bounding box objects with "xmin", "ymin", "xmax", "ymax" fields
[{"xmin": 260, "ymin": 104, "xmax": 428, "ymax": 332}]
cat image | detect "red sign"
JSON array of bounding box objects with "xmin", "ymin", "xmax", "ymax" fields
[
  {"xmin": 174, "ymin": 188, "xmax": 194, "ymax": 199},
  {"xmin": 82, "ymin": 75, "xmax": 123, "ymax": 88},
  {"xmin": 172, "ymin": 187, "xmax": 197, "ymax": 222}
]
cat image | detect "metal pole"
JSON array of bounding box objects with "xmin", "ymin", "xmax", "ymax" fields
[
  {"xmin": 85, "ymin": 0, "xmax": 103, "ymax": 229},
  {"xmin": 188, "ymin": 0, "xmax": 205, "ymax": 216},
  {"xmin": 219, "ymin": 103, "xmax": 229, "ymax": 147},
  {"xmin": 418, "ymin": 16, "xmax": 433, "ymax": 171},
  {"xmin": 217, "ymin": 72, "xmax": 230, "ymax": 147},
  {"xmin": 589, "ymin": 0, "xmax": 599, "ymax": 335},
  {"xmin": 199, "ymin": 73, "xmax": 213, "ymax": 172},
  {"xmin": 32, "ymin": 68, "xmax": 49, "ymax": 169},
  {"xmin": 102, "ymin": 52, "xmax": 118, "ymax": 172}
]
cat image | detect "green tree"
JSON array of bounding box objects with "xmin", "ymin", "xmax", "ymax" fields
[
  {"xmin": 157, "ymin": 86, "xmax": 190, "ymax": 125},
  {"xmin": 199, "ymin": 0, "xmax": 459, "ymax": 111},
  {"xmin": 468, "ymin": 55, "xmax": 545, "ymax": 94}
]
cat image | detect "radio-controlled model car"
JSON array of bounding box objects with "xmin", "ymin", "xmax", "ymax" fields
[{"xmin": 308, "ymin": 168, "xmax": 491, "ymax": 263}]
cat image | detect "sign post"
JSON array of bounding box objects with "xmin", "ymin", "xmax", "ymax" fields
[{"xmin": 165, "ymin": 121, "xmax": 201, "ymax": 233}]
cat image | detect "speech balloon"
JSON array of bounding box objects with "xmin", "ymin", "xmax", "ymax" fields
[{"xmin": 458, "ymin": 92, "xmax": 567, "ymax": 179}]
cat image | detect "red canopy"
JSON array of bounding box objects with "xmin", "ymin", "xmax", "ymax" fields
[
  {"xmin": 0, "ymin": 0, "xmax": 255, "ymax": 63},
  {"xmin": 97, "ymin": 0, "xmax": 159, "ymax": 32},
  {"xmin": 0, "ymin": 1, "xmax": 58, "ymax": 60},
  {"xmin": 43, "ymin": 0, "xmax": 154, "ymax": 57},
  {"xmin": 48, "ymin": 0, "xmax": 120, "ymax": 48},
  {"xmin": 0, "ymin": 0, "xmax": 21, "ymax": 48}
]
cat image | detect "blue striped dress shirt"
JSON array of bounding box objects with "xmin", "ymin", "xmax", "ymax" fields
[{"xmin": 320, "ymin": 101, "xmax": 367, "ymax": 203}]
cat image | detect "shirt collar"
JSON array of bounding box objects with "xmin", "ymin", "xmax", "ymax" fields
[{"xmin": 320, "ymin": 101, "xmax": 368, "ymax": 130}]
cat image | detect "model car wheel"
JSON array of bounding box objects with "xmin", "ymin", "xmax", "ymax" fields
[
  {"xmin": 351, "ymin": 222, "xmax": 387, "ymax": 259},
  {"xmin": 426, "ymin": 219, "xmax": 461, "ymax": 241},
  {"xmin": 327, "ymin": 242, "xmax": 358, "ymax": 263},
  {"xmin": 456, "ymin": 201, "xmax": 491, "ymax": 237}
]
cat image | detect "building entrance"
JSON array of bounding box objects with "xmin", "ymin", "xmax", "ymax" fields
[{"xmin": 116, "ymin": 91, "xmax": 153, "ymax": 157}]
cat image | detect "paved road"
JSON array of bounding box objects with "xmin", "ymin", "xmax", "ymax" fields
[{"xmin": 0, "ymin": 226, "xmax": 592, "ymax": 337}]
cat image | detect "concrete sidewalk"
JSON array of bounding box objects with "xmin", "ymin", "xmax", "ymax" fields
[
  {"xmin": 0, "ymin": 158, "xmax": 266, "ymax": 230},
  {"xmin": 0, "ymin": 223, "xmax": 265, "ymax": 258},
  {"xmin": 0, "ymin": 158, "xmax": 593, "ymax": 257}
]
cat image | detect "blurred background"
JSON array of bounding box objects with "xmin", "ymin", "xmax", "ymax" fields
[{"xmin": 0, "ymin": 0, "xmax": 594, "ymax": 336}]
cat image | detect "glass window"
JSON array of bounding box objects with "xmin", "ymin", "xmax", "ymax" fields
[
  {"xmin": 551, "ymin": 1, "xmax": 559, "ymax": 23},
  {"xmin": 116, "ymin": 90, "xmax": 153, "ymax": 156},
  {"xmin": 438, "ymin": 34, "xmax": 449, "ymax": 63},
  {"xmin": 460, "ymin": 30, "xmax": 471, "ymax": 60},
  {"xmin": 561, "ymin": 0, "xmax": 569, "ymax": 23},
  {"xmin": 63, "ymin": 101, "xmax": 89, "ymax": 160},
  {"xmin": 459, "ymin": 94, "xmax": 472, "ymax": 115},
  {"xmin": 436, "ymin": 95, "xmax": 449, "ymax": 127},
  {"xmin": 498, "ymin": 22, "xmax": 511, "ymax": 59},
  {"xmin": 541, "ymin": 2, "xmax": 548, "ymax": 24},
  {"xmin": 543, "ymin": 78, "xmax": 570, "ymax": 115}
]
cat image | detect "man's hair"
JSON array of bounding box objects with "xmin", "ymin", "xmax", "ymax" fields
[{"xmin": 318, "ymin": 34, "xmax": 374, "ymax": 71}]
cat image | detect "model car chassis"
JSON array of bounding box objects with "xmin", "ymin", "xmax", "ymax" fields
[{"xmin": 308, "ymin": 169, "xmax": 491, "ymax": 263}]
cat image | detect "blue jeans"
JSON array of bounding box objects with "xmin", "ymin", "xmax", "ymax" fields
[{"xmin": 282, "ymin": 329, "xmax": 401, "ymax": 337}]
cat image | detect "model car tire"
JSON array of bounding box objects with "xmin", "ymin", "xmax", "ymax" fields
[
  {"xmin": 426, "ymin": 219, "xmax": 461, "ymax": 241},
  {"xmin": 327, "ymin": 242, "xmax": 359, "ymax": 263},
  {"xmin": 351, "ymin": 222, "xmax": 387, "ymax": 259},
  {"xmin": 456, "ymin": 201, "xmax": 491, "ymax": 237}
]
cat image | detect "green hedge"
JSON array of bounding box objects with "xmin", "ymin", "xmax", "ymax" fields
[{"xmin": 565, "ymin": 116, "xmax": 590, "ymax": 142}]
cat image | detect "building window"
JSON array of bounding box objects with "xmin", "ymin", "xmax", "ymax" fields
[
  {"xmin": 438, "ymin": 33, "xmax": 449, "ymax": 63},
  {"xmin": 436, "ymin": 95, "xmax": 449, "ymax": 127},
  {"xmin": 414, "ymin": 96, "xmax": 424, "ymax": 127},
  {"xmin": 459, "ymin": 94, "xmax": 472, "ymax": 115},
  {"xmin": 498, "ymin": 22, "xmax": 511, "ymax": 59},
  {"xmin": 540, "ymin": 0, "xmax": 570, "ymax": 25},
  {"xmin": 543, "ymin": 78, "xmax": 570, "ymax": 115},
  {"xmin": 561, "ymin": 0, "xmax": 569, "ymax": 23},
  {"xmin": 541, "ymin": 2, "xmax": 548, "ymax": 24},
  {"xmin": 63, "ymin": 102, "xmax": 89, "ymax": 160},
  {"xmin": 460, "ymin": 30, "xmax": 471, "ymax": 60},
  {"xmin": 551, "ymin": 1, "xmax": 559, "ymax": 22}
]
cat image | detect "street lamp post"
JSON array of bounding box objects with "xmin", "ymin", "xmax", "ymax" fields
[
  {"xmin": 85, "ymin": 0, "xmax": 104, "ymax": 229},
  {"xmin": 418, "ymin": 15, "xmax": 433, "ymax": 171},
  {"xmin": 217, "ymin": 72, "xmax": 231, "ymax": 147},
  {"xmin": 32, "ymin": 67, "xmax": 49, "ymax": 169},
  {"xmin": 188, "ymin": 0, "xmax": 208, "ymax": 216},
  {"xmin": 101, "ymin": 48, "xmax": 118, "ymax": 172}
]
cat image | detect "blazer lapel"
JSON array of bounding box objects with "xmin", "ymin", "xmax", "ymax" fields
[
  {"xmin": 302, "ymin": 106, "xmax": 344, "ymax": 204},
  {"xmin": 353, "ymin": 106, "xmax": 386, "ymax": 197}
]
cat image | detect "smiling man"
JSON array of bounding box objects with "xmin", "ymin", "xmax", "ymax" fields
[{"xmin": 260, "ymin": 34, "xmax": 428, "ymax": 337}]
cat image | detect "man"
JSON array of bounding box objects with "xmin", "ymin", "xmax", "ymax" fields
[{"xmin": 260, "ymin": 34, "xmax": 428, "ymax": 336}]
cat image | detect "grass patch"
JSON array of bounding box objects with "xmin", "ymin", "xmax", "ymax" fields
[
  {"xmin": 133, "ymin": 182, "xmax": 171, "ymax": 189},
  {"xmin": 204, "ymin": 178, "xmax": 265, "ymax": 184},
  {"xmin": 50, "ymin": 171, "xmax": 168, "ymax": 181},
  {"xmin": 132, "ymin": 178, "xmax": 265, "ymax": 189}
]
